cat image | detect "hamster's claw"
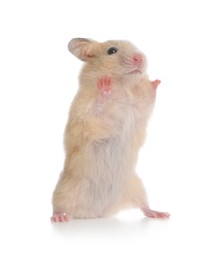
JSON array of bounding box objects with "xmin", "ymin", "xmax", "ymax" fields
[
  {"xmin": 97, "ymin": 76, "xmax": 112, "ymax": 97},
  {"xmin": 51, "ymin": 212, "xmax": 72, "ymax": 223}
]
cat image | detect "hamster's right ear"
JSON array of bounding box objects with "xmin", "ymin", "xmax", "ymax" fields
[{"xmin": 68, "ymin": 38, "xmax": 97, "ymax": 62}]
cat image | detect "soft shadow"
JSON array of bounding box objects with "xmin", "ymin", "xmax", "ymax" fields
[{"xmin": 51, "ymin": 216, "xmax": 153, "ymax": 238}]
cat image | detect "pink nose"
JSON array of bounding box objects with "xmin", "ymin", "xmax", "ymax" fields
[{"xmin": 133, "ymin": 53, "xmax": 143, "ymax": 64}]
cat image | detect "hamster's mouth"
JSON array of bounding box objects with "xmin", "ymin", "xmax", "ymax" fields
[{"xmin": 127, "ymin": 69, "xmax": 142, "ymax": 75}]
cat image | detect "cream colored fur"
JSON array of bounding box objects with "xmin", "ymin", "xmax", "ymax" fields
[{"xmin": 52, "ymin": 39, "xmax": 157, "ymax": 219}]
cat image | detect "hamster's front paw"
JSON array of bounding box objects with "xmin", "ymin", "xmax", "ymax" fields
[
  {"xmin": 97, "ymin": 76, "xmax": 112, "ymax": 98},
  {"xmin": 151, "ymin": 79, "xmax": 161, "ymax": 90},
  {"xmin": 51, "ymin": 212, "xmax": 72, "ymax": 223}
]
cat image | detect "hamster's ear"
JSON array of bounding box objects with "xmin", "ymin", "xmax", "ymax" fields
[{"xmin": 68, "ymin": 38, "xmax": 96, "ymax": 61}]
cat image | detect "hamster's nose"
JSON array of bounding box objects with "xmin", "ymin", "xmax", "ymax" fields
[{"xmin": 133, "ymin": 53, "xmax": 143, "ymax": 65}]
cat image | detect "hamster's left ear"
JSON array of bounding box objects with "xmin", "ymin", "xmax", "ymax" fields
[{"xmin": 68, "ymin": 38, "xmax": 96, "ymax": 62}]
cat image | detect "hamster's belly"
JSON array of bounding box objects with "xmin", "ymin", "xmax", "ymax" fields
[
  {"xmin": 81, "ymin": 134, "xmax": 136, "ymax": 214},
  {"xmin": 70, "ymin": 98, "xmax": 147, "ymax": 216}
]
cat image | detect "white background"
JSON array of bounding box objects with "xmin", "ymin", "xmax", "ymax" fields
[{"xmin": 0, "ymin": 0, "xmax": 221, "ymax": 259}]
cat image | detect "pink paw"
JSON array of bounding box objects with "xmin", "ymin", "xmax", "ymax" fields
[
  {"xmin": 51, "ymin": 212, "xmax": 72, "ymax": 223},
  {"xmin": 142, "ymin": 207, "xmax": 170, "ymax": 219},
  {"xmin": 97, "ymin": 76, "xmax": 112, "ymax": 97},
  {"xmin": 151, "ymin": 79, "xmax": 161, "ymax": 90}
]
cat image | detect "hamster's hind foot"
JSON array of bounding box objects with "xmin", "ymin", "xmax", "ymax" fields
[
  {"xmin": 141, "ymin": 207, "xmax": 170, "ymax": 219},
  {"xmin": 51, "ymin": 212, "xmax": 72, "ymax": 223}
]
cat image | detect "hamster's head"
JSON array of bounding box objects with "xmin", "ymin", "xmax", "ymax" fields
[{"xmin": 68, "ymin": 38, "xmax": 147, "ymax": 81}]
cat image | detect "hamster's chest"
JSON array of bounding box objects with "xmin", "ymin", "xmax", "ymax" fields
[
  {"xmin": 111, "ymin": 87, "xmax": 150, "ymax": 120},
  {"xmin": 107, "ymin": 88, "xmax": 149, "ymax": 136}
]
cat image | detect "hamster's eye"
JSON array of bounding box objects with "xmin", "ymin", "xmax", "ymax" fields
[{"xmin": 107, "ymin": 47, "xmax": 118, "ymax": 55}]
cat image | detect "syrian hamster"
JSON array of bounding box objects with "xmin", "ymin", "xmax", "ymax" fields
[{"xmin": 51, "ymin": 38, "xmax": 170, "ymax": 222}]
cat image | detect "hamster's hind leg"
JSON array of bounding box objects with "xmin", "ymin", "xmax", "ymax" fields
[
  {"xmin": 51, "ymin": 174, "xmax": 76, "ymax": 223},
  {"xmin": 123, "ymin": 174, "xmax": 170, "ymax": 219}
]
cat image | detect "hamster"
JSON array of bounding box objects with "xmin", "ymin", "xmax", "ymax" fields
[{"xmin": 51, "ymin": 38, "xmax": 170, "ymax": 222}]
